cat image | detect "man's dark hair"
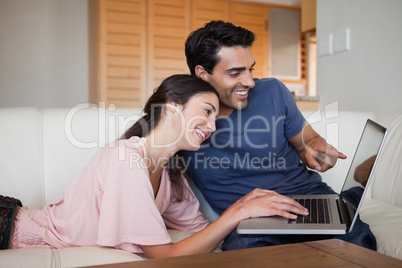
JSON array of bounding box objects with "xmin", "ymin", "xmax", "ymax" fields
[{"xmin": 185, "ymin": 20, "xmax": 256, "ymax": 75}]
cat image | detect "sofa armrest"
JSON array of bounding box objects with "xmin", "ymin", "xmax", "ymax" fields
[
  {"xmin": 360, "ymin": 198, "xmax": 402, "ymax": 260},
  {"xmin": 370, "ymin": 114, "xmax": 402, "ymax": 207}
]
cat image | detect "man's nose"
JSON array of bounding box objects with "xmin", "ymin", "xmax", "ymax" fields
[{"xmin": 242, "ymin": 71, "xmax": 255, "ymax": 88}]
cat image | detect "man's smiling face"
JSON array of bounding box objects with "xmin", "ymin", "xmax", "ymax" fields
[{"xmin": 199, "ymin": 46, "xmax": 256, "ymax": 117}]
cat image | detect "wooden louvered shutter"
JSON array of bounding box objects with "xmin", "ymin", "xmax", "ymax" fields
[
  {"xmin": 190, "ymin": 0, "xmax": 229, "ymax": 32},
  {"xmin": 146, "ymin": 0, "xmax": 190, "ymax": 97},
  {"xmin": 90, "ymin": 0, "xmax": 146, "ymax": 108}
]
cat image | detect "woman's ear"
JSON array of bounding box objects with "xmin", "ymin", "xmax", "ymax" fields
[{"xmin": 165, "ymin": 101, "xmax": 178, "ymax": 113}]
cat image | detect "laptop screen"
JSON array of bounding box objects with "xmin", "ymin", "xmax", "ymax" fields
[{"xmin": 340, "ymin": 119, "xmax": 387, "ymax": 202}]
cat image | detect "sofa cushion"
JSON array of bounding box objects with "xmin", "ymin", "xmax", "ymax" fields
[
  {"xmin": 57, "ymin": 247, "xmax": 145, "ymax": 267},
  {"xmin": 0, "ymin": 229, "xmax": 196, "ymax": 268},
  {"xmin": 360, "ymin": 198, "xmax": 402, "ymax": 260},
  {"xmin": 0, "ymin": 248, "xmax": 56, "ymax": 268},
  {"xmin": 0, "ymin": 247, "xmax": 145, "ymax": 268}
]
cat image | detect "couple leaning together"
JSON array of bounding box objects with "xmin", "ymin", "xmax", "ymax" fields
[{"xmin": 0, "ymin": 21, "xmax": 376, "ymax": 257}]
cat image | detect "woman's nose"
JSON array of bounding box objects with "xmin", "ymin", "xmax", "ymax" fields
[{"xmin": 208, "ymin": 118, "xmax": 216, "ymax": 133}]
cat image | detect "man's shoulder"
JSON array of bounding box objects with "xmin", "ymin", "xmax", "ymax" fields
[
  {"xmin": 252, "ymin": 77, "xmax": 286, "ymax": 92},
  {"xmin": 253, "ymin": 77, "xmax": 282, "ymax": 86},
  {"xmin": 250, "ymin": 77, "xmax": 288, "ymax": 99}
]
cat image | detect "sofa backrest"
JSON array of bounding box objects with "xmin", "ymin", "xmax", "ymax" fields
[
  {"xmin": 1, "ymin": 107, "xmax": 400, "ymax": 212},
  {"xmin": 41, "ymin": 107, "xmax": 142, "ymax": 206},
  {"xmin": 0, "ymin": 106, "xmax": 142, "ymax": 208},
  {"xmin": 0, "ymin": 107, "xmax": 43, "ymax": 208}
]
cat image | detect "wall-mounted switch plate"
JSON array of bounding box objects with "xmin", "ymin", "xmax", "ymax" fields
[
  {"xmin": 318, "ymin": 33, "xmax": 333, "ymax": 57},
  {"xmin": 334, "ymin": 28, "xmax": 350, "ymax": 53}
]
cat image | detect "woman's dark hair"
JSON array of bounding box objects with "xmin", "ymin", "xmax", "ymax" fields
[
  {"xmin": 185, "ymin": 20, "xmax": 256, "ymax": 75},
  {"xmin": 123, "ymin": 74, "xmax": 219, "ymax": 202}
]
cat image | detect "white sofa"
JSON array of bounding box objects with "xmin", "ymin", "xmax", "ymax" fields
[{"xmin": 0, "ymin": 106, "xmax": 401, "ymax": 267}]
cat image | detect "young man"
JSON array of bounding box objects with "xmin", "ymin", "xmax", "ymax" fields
[{"xmin": 183, "ymin": 20, "xmax": 376, "ymax": 250}]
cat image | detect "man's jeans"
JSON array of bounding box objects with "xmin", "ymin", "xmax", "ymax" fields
[{"xmin": 222, "ymin": 182, "xmax": 377, "ymax": 251}]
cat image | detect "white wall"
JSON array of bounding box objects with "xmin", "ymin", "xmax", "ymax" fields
[
  {"xmin": 0, "ymin": 0, "xmax": 88, "ymax": 108},
  {"xmin": 316, "ymin": 0, "xmax": 402, "ymax": 112}
]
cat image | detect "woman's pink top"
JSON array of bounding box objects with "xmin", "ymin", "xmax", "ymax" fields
[{"xmin": 13, "ymin": 137, "xmax": 209, "ymax": 253}]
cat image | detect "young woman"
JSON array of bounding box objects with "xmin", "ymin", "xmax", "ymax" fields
[{"xmin": 1, "ymin": 74, "xmax": 307, "ymax": 258}]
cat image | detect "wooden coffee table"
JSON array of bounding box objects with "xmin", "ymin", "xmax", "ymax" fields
[{"xmin": 90, "ymin": 239, "xmax": 402, "ymax": 267}]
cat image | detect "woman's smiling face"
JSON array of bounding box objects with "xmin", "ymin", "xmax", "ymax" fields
[{"xmin": 179, "ymin": 92, "xmax": 219, "ymax": 151}]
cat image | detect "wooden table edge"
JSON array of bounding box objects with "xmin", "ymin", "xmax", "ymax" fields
[
  {"xmin": 304, "ymin": 239, "xmax": 402, "ymax": 267},
  {"xmin": 87, "ymin": 239, "xmax": 402, "ymax": 268}
]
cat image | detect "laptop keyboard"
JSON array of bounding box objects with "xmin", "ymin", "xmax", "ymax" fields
[{"xmin": 288, "ymin": 198, "xmax": 331, "ymax": 224}]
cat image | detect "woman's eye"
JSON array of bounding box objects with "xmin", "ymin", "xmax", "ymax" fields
[{"xmin": 205, "ymin": 109, "xmax": 212, "ymax": 115}]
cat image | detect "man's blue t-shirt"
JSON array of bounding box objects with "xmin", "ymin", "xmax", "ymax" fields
[{"xmin": 183, "ymin": 78, "xmax": 322, "ymax": 215}]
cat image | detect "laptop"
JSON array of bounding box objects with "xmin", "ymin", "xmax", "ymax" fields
[{"xmin": 237, "ymin": 119, "xmax": 387, "ymax": 235}]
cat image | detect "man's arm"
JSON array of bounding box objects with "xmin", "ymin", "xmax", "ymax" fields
[{"xmin": 287, "ymin": 121, "xmax": 347, "ymax": 172}]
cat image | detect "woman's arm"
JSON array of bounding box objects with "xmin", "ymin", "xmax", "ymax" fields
[{"xmin": 141, "ymin": 189, "xmax": 308, "ymax": 258}]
